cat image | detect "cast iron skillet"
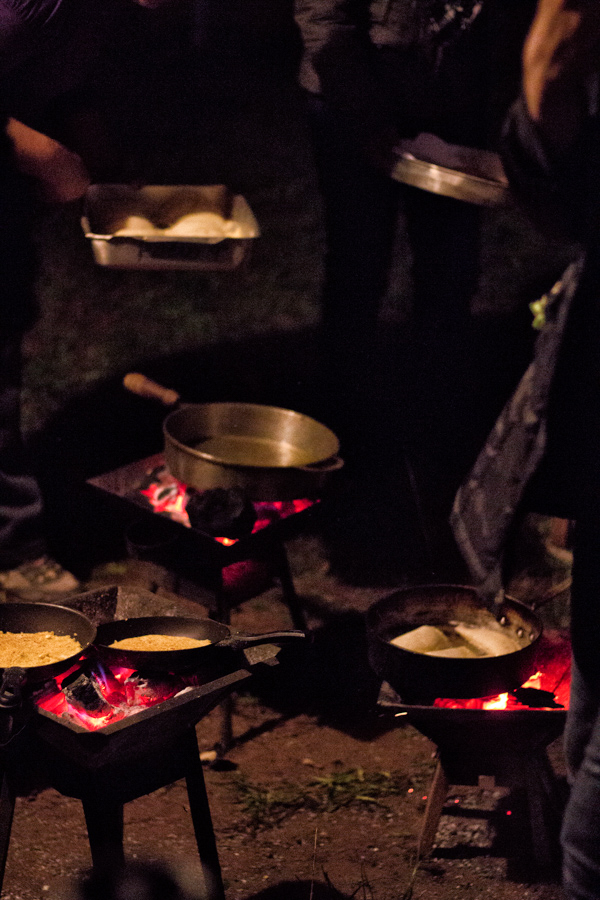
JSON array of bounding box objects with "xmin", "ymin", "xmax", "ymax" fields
[
  {"xmin": 366, "ymin": 585, "xmax": 542, "ymax": 703},
  {"xmin": 93, "ymin": 615, "xmax": 305, "ymax": 673},
  {"xmin": 0, "ymin": 602, "xmax": 96, "ymax": 688},
  {"xmin": 0, "ymin": 603, "xmax": 96, "ymax": 740}
]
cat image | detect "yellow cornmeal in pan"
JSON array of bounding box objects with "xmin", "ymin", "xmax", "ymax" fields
[
  {"xmin": 109, "ymin": 635, "xmax": 212, "ymax": 652},
  {"xmin": 0, "ymin": 631, "xmax": 81, "ymax": 668}
]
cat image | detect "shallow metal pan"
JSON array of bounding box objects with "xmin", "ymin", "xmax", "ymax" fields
[
  {"xmin": 124, "ymin": 373, "xmax": 344, "ymax": 500},
  {"xmin": 390, "ymin": 155, "xmax": 510, "ymax": 206},
  {"xmin": 388, "ymin": 136, "xmax": 510, "ymax": 207}
]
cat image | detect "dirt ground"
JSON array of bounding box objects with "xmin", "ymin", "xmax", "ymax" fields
[{"xmin": 0, "ymin": 524, "xmax": 571, "ymax": 900}]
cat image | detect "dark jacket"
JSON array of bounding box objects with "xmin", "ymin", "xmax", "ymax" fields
[
  {"xmin": 450, "ymin": 256, "xmax": 583, "ymax": 602},
  {"xmin": 502, "ymin": 94, "xmax": 600, "ymax": 523},
  {"xmin": 0, "ymin": 0, "xmax": 119, "ymax": 329},
  {"xmin": 294, "ymin": 0, "xmax": 534, "ymax": 147},
  {"xmin": 0, "ymin": 0, "xmax": 121, "ymax": 128},
  {"xmin": 294, "ymin": 0, "xmax": 484, "ymax": 93},
  {"xmin": 450, "ymin": 91, "xmax": 600, "ymax": 598}
]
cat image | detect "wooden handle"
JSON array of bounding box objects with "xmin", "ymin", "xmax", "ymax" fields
[{"xmin": 123, "ymin": 373, "xmax": 180, "ymax": 406}]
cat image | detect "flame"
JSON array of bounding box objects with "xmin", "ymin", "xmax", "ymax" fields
[
  {"xmin": 36, "ymin": 660, "xmax": 188, "ymax": 732},
  {"xmin": 140, "ymin": 480, "xmax": 188, "ymax": 522},
  {"xmin": 483, "ymin": 693, "xmax": 509, "ymax": 710},
  {"xmin": 521, "ymin": 671, "xmax": 543, "ymax": 690},
  {"xmin": 69, "ymin": 706, "xmax": 126, "ymax": 729},
  {"xmin": 433, "ymin": 632, "xmax": 572, "ymax": 710}
]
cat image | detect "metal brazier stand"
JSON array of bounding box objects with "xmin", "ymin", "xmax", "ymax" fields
[
  {"xmin": 87, "ymin": 453, "xmax": 314, "ymax": 629},
  {"xmin": 378, "ymin": 681, "xmax": 567, "ymax": 869},
  {"xmin": 0, "ymin": 586, "xmax": 286, "ymax": 900}
]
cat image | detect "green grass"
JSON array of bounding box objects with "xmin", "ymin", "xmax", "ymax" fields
[
  {"xmin": 23, "ymin": 186, "xmax": 574, "ymax": 441},
  {"xmin": 231, "ymin": 767, "xmax": 414, "ymax": 830}
]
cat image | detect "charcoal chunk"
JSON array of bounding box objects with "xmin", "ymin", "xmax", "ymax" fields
[
  {"xmin": 62, "ymin": 672, "xmax": 111, "ymax": 715},
  {"xmin": 185, "ymin": 487, "xmax": 257, "ymax": 537}
]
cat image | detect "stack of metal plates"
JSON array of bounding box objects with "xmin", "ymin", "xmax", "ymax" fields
[{"xmin": 389, "ymin": 133, "xmax": 510, "ymax": 207}]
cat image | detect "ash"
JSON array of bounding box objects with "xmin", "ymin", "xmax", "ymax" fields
[{"xmin": 434, "ymin": 787, "xmax": 509, "ymax": 851}]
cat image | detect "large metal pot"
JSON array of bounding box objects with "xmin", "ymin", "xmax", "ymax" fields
[
  {"xmin": 366, "ymin": 585, "xmax": 543, "ymax": 703},
  {"xmin": 124, "ymin": 374, "xmax": 343, "ymax": 501}
]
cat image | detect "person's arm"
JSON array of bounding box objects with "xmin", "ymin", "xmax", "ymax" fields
[
  {"xmin": 501, "ymin": 0, "xmax": 600, "ymax": 239},
  {"xmin": 522, "ymin": 0, "xmax": 600, "ymax": 155},
  {"xmin": 6, "ymin": 117, "xmax": 90, "ymax": 203}
]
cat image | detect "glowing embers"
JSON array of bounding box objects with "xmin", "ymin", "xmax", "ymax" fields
[
  {"xmin": 33, "ymin": 659, "xmax": 197, "ymax": 732},
  {"xmin": 137, "ymin": 463, "xmax": 315, "ymax": 544},
  {"xmin": 433, "ymin": 631, "xmax": 571, "ymax": 711}
]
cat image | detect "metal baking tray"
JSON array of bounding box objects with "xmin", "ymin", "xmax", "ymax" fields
[
  {"xmin": 389, "ymin": 135, "xmax": 510, "ymax": 207},
  {"xmin": 81, "ymin": 184, "xmax": 260, "ymax": 271}
]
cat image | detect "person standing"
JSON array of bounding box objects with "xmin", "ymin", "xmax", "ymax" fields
[
  {"xmin": 0, "ymin": 0, "xmax": 176, "ymax": 600},
  {"xmin": 293, "ymin": 0, "xmax": 536, "ymax": 443},
  {"xmin": 464, "ymin": 1, "xmax": 600, "ymax": 895},
  {"xmin": 0, "ymin": 84, "xmax": 91, "ymax": 598}
]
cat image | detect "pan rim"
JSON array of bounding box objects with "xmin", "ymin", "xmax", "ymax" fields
[
  {"xmin": 163, "ymin": 402, "xmax": 340, "ymax": 470},
  {"xmin": 366, "ymin": 585, "xmax": 542, "ymax": 660}
]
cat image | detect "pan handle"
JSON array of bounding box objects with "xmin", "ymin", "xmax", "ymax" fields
[
  {"xmin": 0, "ymin": 667, "xmax": 27, "ymax": 709},
  {"xmin": 220, "ymin": 630, "xmax": 306, "ymax": 652},
  {"xmin": 0, "ymin": 667, "xmax": 28, "ymax": 748},
  {"xmin": 123, "ymin": 373, "xmax": 180, "ymax": 407},
  {"xmin": 295, "ymin": 456, "xmax": 344, "ymax": 475}
]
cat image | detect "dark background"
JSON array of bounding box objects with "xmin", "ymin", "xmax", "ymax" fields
[{"xmin": 21, "ymin": 0, "xmax": 576, "ymax": 583}]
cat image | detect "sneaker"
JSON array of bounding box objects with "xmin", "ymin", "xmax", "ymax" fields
[{"xmin": 0, "ymin": 556, "xmax": 81, "ymax": 602}]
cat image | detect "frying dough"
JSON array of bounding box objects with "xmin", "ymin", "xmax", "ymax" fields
[
  {"xmin": 390, "ymin": 621, "xmax": 522, "ymax": 658},
  {"xmin": 390, "ymin": 625, "xmax": 453, "ymax": 654},
  {"xmin": 427, "ymin": 645, "xmax": 481, "ymax": 658},
  {"xmin": 453, "ymin": 623, "xmax": 521, "ymax": 657}
]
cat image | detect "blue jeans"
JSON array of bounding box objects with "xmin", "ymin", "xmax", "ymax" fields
[{"xmin": 561, "ymin": 521, "xmax": 600, "ymax": 899}]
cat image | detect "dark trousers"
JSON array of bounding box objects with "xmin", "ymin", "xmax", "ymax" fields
[
  {"xmin": 0, "ymin": 331, "xmax": 46, "ymax": 568},
  {"xmin": 305, "ymin": 93, "xmax": 482, "ymax": 433},
  {"xmin": 561, "ymin": 519, "xmax": 600, "ymax": 899},
  {"xmin": 0, "ymin": 165, "xmax": 45, "ymax": 568}
]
